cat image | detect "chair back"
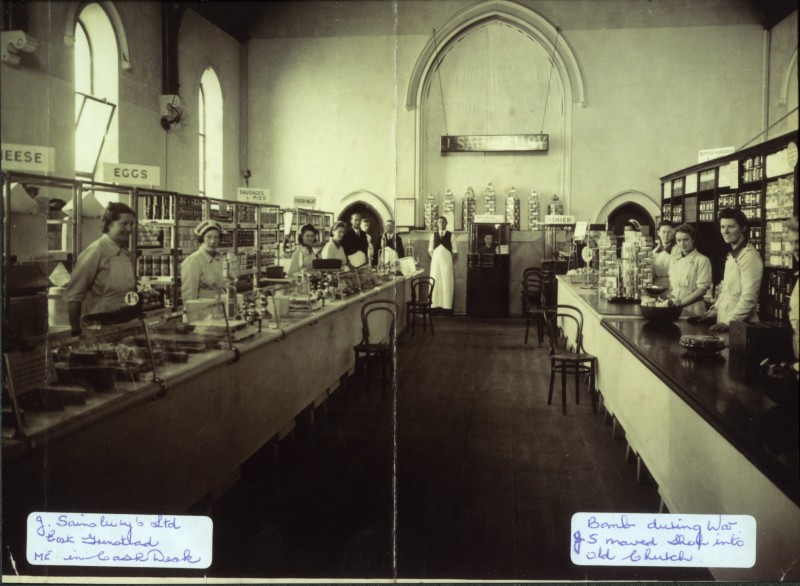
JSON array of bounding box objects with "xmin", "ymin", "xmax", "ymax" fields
[
  {"xmin": 540, "ymin": 271, "xmax": 557, "ymax": 310},
  {"xmin": 361, "ymin": 299, "xmax": 398, "ymax": 345},
  {"xmin": 521, "ymin": 270, "xmax": 543, "ymax": 312},
  {"xmin": 544, "ymin": 304, "xmax": 585, "ymax": 355},
  {"xmin": 410, "ymin": 276, "xmax": 435, "ymax": 304},
  {"xmin": 522, "ymin": 267, "xmax": 542, "ymax": 280}
]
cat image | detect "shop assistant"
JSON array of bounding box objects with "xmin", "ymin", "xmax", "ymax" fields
[
  {"xmin": 64, "ymin": 203, "xmax": 137, "ymax": 336},
  {"xmin": 181, "ymin": 219, "xmax": 225, "ymax": 301},
  {"xmin": 668, "ymin": 224, "xmax": 712, "ymax": 317},
  {"xmin": 429, "ymin": 216, "xmax": 455, "ymax": 311},
  {"xmin": 652, "ymin": 220, "xmax": 677, "ymax": 291},
  {"xmin": 380, "ymin": 219, "xmax": 405, "ymax": 259},
  {"xmin": 321, "ymin": 221, "xmax": 349, "ymax": 267},
  {"xmin": 696, "ymin": 208, "xmax": 763, "ymax": 331},
  {"xmin": 288, "ymin": 224, "xmax": 320, "ymax": 275},
  {"xmin": 478, "ymin": 233, "xmax": 497, "ymax": 254}
]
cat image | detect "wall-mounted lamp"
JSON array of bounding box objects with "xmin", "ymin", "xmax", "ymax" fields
[
  {"xmin": 159, "ymin": 94, "xmax": 185, "ymax": 131},
  {"xmin": 1, "ymin": 30, "xmax": 38, "ymax": 66},
  {"xmin": 242, "ymin": 169, "xmax": 252, "ymax": 186}
]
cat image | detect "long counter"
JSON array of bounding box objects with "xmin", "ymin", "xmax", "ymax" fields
[
  {"xmin": 557, "ymin": 276, "xmax": 800, "ymax": 581},
  {"xmin": 3, "ymin": 274, "xmax": 415, "ymax": 517}
]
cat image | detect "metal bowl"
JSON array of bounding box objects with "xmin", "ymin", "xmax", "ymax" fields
[
  {"xmin": 679, "ymin": 334, "xmax": 726, "ymax": 355},
  {"xmin": 644, "ymin": 285, "xmax": 668, "ymax": 297},
  {"xmin": 639, "ymin": 304, "xmax": 682, "ymax": 322}
]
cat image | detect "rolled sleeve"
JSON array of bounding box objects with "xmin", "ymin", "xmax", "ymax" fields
[
  {"xmin": 64, "ymin": 245, "xmax": 102, "ymax": 304},
  {"xmin": 695, "ymin": 256, "xmax": 712, "ymax": 291},
  {"xmin": 730, "ymin": 250, "xmax": 763, "ymax": 322}
]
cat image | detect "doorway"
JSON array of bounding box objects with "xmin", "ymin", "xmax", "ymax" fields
[
  {"xmin": 607, "ymin": 202, "xmax": 655, "ymax": 239},
  {"xmin": 339, "ymin": 202, "xmax": 384, "ymax": 245}
]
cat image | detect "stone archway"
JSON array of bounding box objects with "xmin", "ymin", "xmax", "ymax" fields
[{"xmin": 593, "ymin": 190, "xmax": 660, "ymax": 227}]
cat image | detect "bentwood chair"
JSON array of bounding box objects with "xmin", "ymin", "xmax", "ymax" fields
[
  {"xmin": 543, "ymin": 304, "xmax": 598, "ymax": 415},
  {"xmin": 522, "ymin": 269, "xmax": 545, "ymax": 344},
  {"xmin": 406, "ymin": 276, "xmax": 435, "ymax": 336},
  {"xmin": 353, "ymin": 299, "xmax": 398, "ymax": 395}
]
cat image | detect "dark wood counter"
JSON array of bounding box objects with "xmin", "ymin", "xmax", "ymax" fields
[{"xmin": 602, "ymin": 318, "xmax": 799, "ymax": 504}]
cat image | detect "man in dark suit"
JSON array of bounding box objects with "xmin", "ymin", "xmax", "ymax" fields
[
  {"xmin": 381, "ymin": 219, "xmax": 405, "ymax": 259},
  {"xmin": 342, "ymin": 212, "xmax": 369, "ymax": 263}
]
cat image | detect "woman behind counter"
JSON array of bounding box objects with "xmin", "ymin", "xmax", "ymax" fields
[
  {"xmin": 321, "ymin": 221, "xmax": 349, "ymax": 267},
  {"xmin": 288, "ymin": 224, "xmax": 320, "ymax": 275},
  {"xmin": 701, "ymin": 207, "xmax": 764, "ymax": 332},
  {"xmin": 652, "ymin": 220, "xmax": 677, "ymax": 290},
  {"xmin": 64, "ymin": 203, "xmax": 137, "ymax": 336},
  {"xmin": 181, "ymin": 220, "xmax": 225, "ymax": 301},
  {"xmin": 669, "ymin": 224, "xmax": 712, "ymax": 316},
  {"xmin": 429, "ymin": 216, "xmax": 455, "ymax": 312}
]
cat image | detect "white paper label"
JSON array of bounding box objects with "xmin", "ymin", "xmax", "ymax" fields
[
  {"xmin": 27, "ymin": 512, "xmax": 212, "ymax": 569},
  {"xmin": 571, "ymin": 513, "xmax": 755, "ymax": 568}
]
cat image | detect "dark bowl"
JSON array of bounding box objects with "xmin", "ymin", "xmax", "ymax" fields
[
  {"xmin": 639, "ymin": 304, "xmax": 682, "ymax": 322},
  {"xmin": 644, "ymin": 285, "xmax": 668, "ymax": 297}
]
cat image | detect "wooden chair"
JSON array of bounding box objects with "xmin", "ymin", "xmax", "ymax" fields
[
  {"xmin": 353, "ymin": 299, "xmax": 398, "ymax": 395},
  {"xmin": 522, "ymin": 269, "xmax": 545, "ymax": 344},
  {"xmin": 543, "ymin": 304, "xmax": 598, "ymax": 415},
  {"xmin": 406, "ymin": 276, "xmax": 435, "ymax": 336}
]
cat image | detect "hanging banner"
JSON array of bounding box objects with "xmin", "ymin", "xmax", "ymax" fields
[{"xmin": 441, "ymin": 134, "xmax": 549, "ymax": 153}]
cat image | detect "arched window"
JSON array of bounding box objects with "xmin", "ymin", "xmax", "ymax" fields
[
  {"xmin": 74, "ymin": 3, "xmax": 119, "ymax": 179},
  {"xmin": 198, "ymin": 67, "xmax": 223, "ymax": 197}
]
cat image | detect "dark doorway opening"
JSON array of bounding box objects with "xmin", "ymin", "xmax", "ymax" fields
[
  {"xmin": 607, "ymin": 202, "xmax": 655, "ymax": 239},
  {"xmin": 339, "ymin": 202, "xmax": 384, "ymax": 245}
]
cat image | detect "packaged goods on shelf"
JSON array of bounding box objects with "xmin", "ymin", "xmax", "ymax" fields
[
  {"xmin": 699, "ymin": 200, "xmax": 715, "ymax": 222},
  {"xmin": 176, "ymin": 196, "xmax": 203, "ymax": 222},
  {"xmin": 699, "ymin": 169, "xmax": 716, "ymax": 191},
  {"xmin": 236, "ymin": 205, "xmax": 257, "ymax": 224},
  {"xmin": 260, "ymin": 207, "xmax": 279, "ymax": 226},
  {"xmin": 137, "ymin": 224, "xmax": 171, "ymax": 248},
  {"xmin": 236, "ymin": 229, "xmax": 256, "ymax": 248},
  {"xmin": 547, "ymin": 194, "xmax": 563, "ymax": 216},
  {"xmin": 424, "ymin": 193, "xmax": 439, "ymax": 230},
  {"xmin": 137, "ymin": 254, "xmax": 173, "ymax": 278},
  {"xmin": 765, "ymin": 177, "xmax": 795, "ymax": 220},
  {"xmin": 718, "ymin": 193, "xmax": 737, "ymax": 209},
  {"xmin": 140, "ymin": 193, "xmax": 174, "ymax": 221},
  {"xmin": 741, "ymin": 155, "xmax": 764, "ymax": 184}
]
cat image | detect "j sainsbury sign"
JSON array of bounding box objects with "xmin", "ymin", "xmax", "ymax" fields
[{"xmin": 441, "ymin": 134, "xmax": 549, "ymax": 153}]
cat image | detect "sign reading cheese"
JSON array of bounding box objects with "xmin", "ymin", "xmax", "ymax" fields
[{"xmin": 1, "ymin": 143, "xmax": 55, "ymax": 173}]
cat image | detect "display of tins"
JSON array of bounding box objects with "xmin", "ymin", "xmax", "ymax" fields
[
  {"xmin": 505, "ymin": 187, "xmax": 520, "ymax": 230},
  {"xmin": 679, "ymin": 334, "xmax": 726, "ymax": 357},
  {"xmin": 463, "ymin": 186, "xmax": 476, "ymax": 227},
  {"xmin": 547, "ymin": 194, "xmax": 563, "ymax": 216},
  {"xmin": 484, "ymin": 183, "xmax": 497, "ymax": 215},
  {"xmin": 528, "ymin": 190, "xmax": 541, "ymax": 230},
  {"xmin": 443, "ymin": 189, "xmax": 455, "ymax": 215},
  {"xmin": 424, "ymin": 193, "xmax": 439, "ymax": 231}
]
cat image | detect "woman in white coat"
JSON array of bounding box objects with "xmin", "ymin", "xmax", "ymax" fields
[
  {"xmin": 700, "ymin": 208, "xmax": 763, "ymax": 332},
  {"xmin": 652, "ymin": 220, "xmax": 677, "ymax": 290},
  {"xmin": 668, "ymin": 224, "xmax": 712, "ymax": 317},
  {"xmin": 429, "ymin": 216, "xmax": 455, "ymax": 311}
]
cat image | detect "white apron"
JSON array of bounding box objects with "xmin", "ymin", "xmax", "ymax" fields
[{"xmin": 430, "ymin": 245, "xmax": 454, "ymax": 310}]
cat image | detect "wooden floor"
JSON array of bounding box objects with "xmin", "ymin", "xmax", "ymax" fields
[{"xmin": 209, "ymin": 316, "xmax": 713, "ymax": 580}]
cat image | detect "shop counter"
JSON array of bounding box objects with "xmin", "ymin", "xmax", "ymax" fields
[
  {"xmin": 3, "ymin": 273, "xmax": 417, "ymax": 516},
  {"xmin": 557, "ymin": 277, "xmax": 800, "ymax": 580}
]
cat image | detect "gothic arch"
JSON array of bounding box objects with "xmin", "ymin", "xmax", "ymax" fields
[
  {"xmin": 593, "ymin": 190, "xmax": 660, "ymax": 225},
  {"xmin": 338, "ymin": 190, "xmax": 394, "ymax": 225},
  {"xmin": 779, "ymin": 46, "xmax": 798, "ymax": 107},
  {"xmin": 406, "ymin": 0, "xmax": 586, "ymax": 110},
  {"xmin": 64, "ymin": 1, "xmax": 131, "ymax": 70}
]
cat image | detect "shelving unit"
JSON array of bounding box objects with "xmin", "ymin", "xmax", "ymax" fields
[{"xmin": 660, "ymin": 130, "xmax": 798, "ymax": 323}]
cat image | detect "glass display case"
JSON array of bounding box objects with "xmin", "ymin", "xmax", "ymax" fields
[
  {"xmin": 467, "ymin": 222, "xmax": 510, "ymax": 317},
  {"xmin": 147, "ymin": 301, "xmax": 237, "ymax": 356},
  {"xmin": 2, "ymin": 318, "xmax": 160, "ymax": 440}
]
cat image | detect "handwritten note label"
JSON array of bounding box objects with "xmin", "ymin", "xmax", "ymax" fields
[
  {"xmin": 27, "ymin": 512, "xmax": 212, "ymax": 569},
  {"xmin": 571, "ymin": 513, "xmax": 755, "ymax": 568}
]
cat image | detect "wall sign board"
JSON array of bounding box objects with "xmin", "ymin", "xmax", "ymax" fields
[
  {"xmin": 441, "ymin": 134, "xmax": 549, "ymax": 153},
  {"xmin": 2, "ymin": 143, "xmax": 55, "ymax": 173},
  {"xmin": 238, "ymin": 187, "xmax": 270, "ymax": 204},
  {"xmin": 293, "ymin": 196, "xmax": 317, "ymax": 208},
  {"xmin": 103, "ymin": 162, "xmax": 161, "ymax": 187}
]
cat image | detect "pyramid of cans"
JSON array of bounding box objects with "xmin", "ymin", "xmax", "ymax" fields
[
  {"xmin": 505, "ymin": 187, "xmax": 520, "ymax": 230},
  {"xmin": 528, "ymin": 190, "xmax": 541, "ymax": 230},
  {"xmin": 484, "ymin": 183, "xmax": 497, "ymax": 214},
  {"xmin": 462, "ymin": 186, "xmax": 476, "ymax": 226},
  {"xmin": 443, "ymin": 189, "xmax": 455, "ymax": 220},
  {"xmin": 425, "ymin": 192, "xmax": 439, "ymax": 230}
]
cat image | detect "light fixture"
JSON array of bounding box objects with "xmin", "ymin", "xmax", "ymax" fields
[
  {"xmin": 159, "ymin": 94, "xmax": 185, "ymax": 131},
  {"xmin": 1, "ymin": 30, "xmax": 38, "ymax": 66}
]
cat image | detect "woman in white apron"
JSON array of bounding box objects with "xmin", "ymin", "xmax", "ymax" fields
[
  {"xmin": 652, "ymin": 220, "xmax": 676, "ymax": 290},
  {"xmin": 288, "ymin": 224, "xmax": 320, "ymax": 275},
  {"xmin": 668, "ymin": 224, "xmax": 712, "ymax": 317},
  {"xmin": 64, "ymin": 203, "xmax": 137, "ymax": 336},
  {"xmin": 705, "ymin": 208, "xmax": 763, "ymax": 331},
  {"xmin": 429, "ymin": 216, "xmax": 455, "ymax": 311},
  {"xmin": 181, "ymin": 219, "xmax": 225, "ymax": 301}
]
